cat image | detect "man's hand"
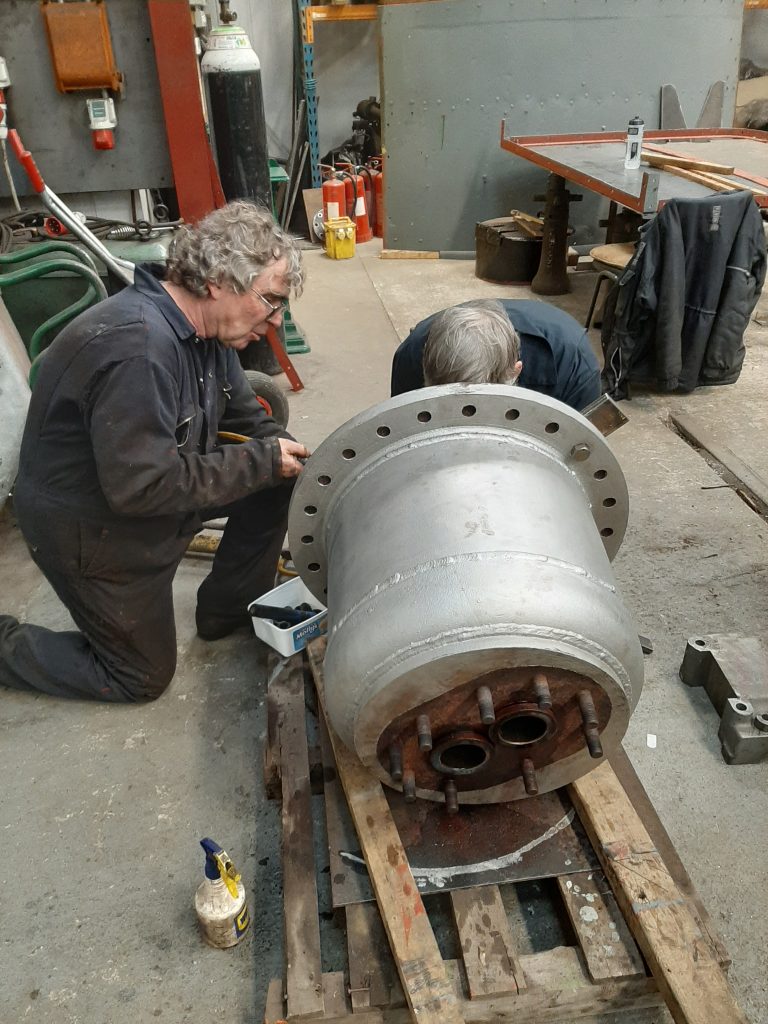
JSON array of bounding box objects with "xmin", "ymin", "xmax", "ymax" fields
[{"xmin": 278, "ymin": 438, "xmax": 310, "ymax": 478}]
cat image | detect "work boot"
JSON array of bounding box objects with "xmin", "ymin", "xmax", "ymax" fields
[{"xmin": 195, "ymin": 608, "xmax": 252, "ymax": 642}]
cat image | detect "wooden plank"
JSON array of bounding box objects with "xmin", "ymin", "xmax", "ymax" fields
[
  {"xmin": 322, "ymin": 973, "xmax": 351, "ymax": 1018},
  {"xmin": 264, "ymin": 653, "xmax": 285, "ymax": 799},
  {"xmin": 642, "ymin": 151, "xmax": 735, "ymax": 175},
  {"xmin": 380, "ymin": 249, "xmax": 440, "ymax": 259},
  {"xmin": 449, "ymin": 886, "xmax": 525, "ymax": 998},
  {"xmin": 670, "ymin": 412, "xmax": 768, "ymax": 513},
  {"xmin": 346, "ymin": 902, "xmax": 406, "ymax": 1011},
  {"xmin": 280, "ymin": 657, "xmax": 325, "ymax": 1020},
  {"xmin": 557, "ymin": 870, "xmax": 645, "ymax": 982},
  {"xmin": 569, "ymin": 762, "xmax": 749, "ymax": 1024},
  {"xmin": 610, "ymin": 746, "xmax": 730, "ymax": 969},
  {"xmin": 307, "ymin": 639, "xmax": 465, "ymax": 1024},
  {"xmin": 300, "ymin": 947, "xmax": 662, "ymax": 1024},
  {"xmin": 655, "ymin": 163, "xmax": 738, "ymax": 193},
  {"xmin": 264, "ymin": 977, "xmax": 285, "ymax": 1024}
]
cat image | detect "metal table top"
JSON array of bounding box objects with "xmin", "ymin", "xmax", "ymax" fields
[{"xmin": 500, "ymin": 126, "xmax": 768, "ymax": 213}]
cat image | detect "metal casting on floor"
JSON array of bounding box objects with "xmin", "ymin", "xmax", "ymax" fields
[{"xmin": 289, "ymin": 385, "xmax": 644, "ymax": 807}]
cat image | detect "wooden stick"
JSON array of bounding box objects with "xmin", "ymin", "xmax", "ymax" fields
[
  {"xmin": 279, "ymin": 659, "xmax": 325, "ymax": 1020},
  {"xmin": 569, "ymin": 762, "xmax": 749, "ymax": 1024},
  {"xmin": 655, "ymin": 164, "xmax": 738, "ymax": 193},
  {"xmin": 642, "ymin": 151, "xmax": 735, "ymax": 175}
]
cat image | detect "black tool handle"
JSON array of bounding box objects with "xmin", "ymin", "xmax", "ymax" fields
[{"xmin": 249, "ymin": 603, "xmax": 316, "ymax": 626}]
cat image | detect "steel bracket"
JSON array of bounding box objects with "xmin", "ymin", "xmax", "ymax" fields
[{"xmin": 679, "ymin": 634, "xmax": 768, "ymax": 764}]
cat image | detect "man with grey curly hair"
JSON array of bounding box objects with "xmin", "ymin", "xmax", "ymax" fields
[
  {"xmin": 0, "ymin": 201, "xmax": 309, "ymax": 703},
  {"xmin": 392, "ymin": 298, "xmax": 600, "ymax": 411}
]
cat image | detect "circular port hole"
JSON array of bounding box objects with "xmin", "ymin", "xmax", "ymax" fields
[
  {"xmin": 694, "ymin": 639, "xmax": 707, "ymax": 647},
  {"xmin": 602, "ymin": 497, "xmax": 617, "ymax": 508},
  {"xmin": 317, "ymin": 474, "xmax": 332, "ymax": 486},
  {"xmin": 600, "ymin": 527, "xmax": 614, "ymax": 538},
  {"xmin": 433, "ymin": 741, "xmax": 489, "ymax": 774},
  {"xmin": 308, "ymin": 562, "xmax": 321, "ymax": 572},
  {"xmin": 462, "ymin": 405, "xmax": 477, "ymax": 417},
  {"xmin": 505, "ymin": 409, "xmax": 520, "ymax": 420},
  {"xmin": 304, "ymin": 505, "xmax": 317, "ymax": 516},
  {"xmin": 496, "ymin": 713, "xmax": 550, "ymax": 746},
  {"xmin": 376, "ymin": 425, "xmax": 391, "ymax": 437},
  {"xmin": 594, "ymin": 469, "xmax": 607, "ymax": 480},
  {"xmin": 301, "ymin": 535, "xmax": 313, "ymax": 544},
  {"xmin": 545, "ymin": 422, "xmax": 560, "ymax": 434},
  {"xmin": 342, "ymin": 448, "xmax": 356, "ymax": 460},
  {"xmin": 735, "ymin": 701, "xmax": 749, "ymax": 712},
  {"xmin": 417, "ymin": 411, "xmax": 431, "ymax": 423}
]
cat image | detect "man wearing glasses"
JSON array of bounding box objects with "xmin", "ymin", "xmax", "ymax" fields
[{"xmin": 0, "ymin": 201, "xmax": 309, "ymax": 702}]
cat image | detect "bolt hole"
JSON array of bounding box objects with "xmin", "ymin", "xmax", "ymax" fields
[
  {"xmin": 317, "ymin": 474, "xmax": 331, "ymax": 486},
  {"xmin": 301, "ymin": 535, "xmax": 313, "ymax": 544},
  {"xmin": 304, "ymin": 505, "xmax": 317, "ymax": 516},
  {"xmin": 342, "ymin": 448, "xmax": 356, "ymax": 460},
  {"xmin": 600, "ymin": 527, "xmax": 614, "ymax": 538},
  {"xmin": 735, "ymin": 701, "xmax": 749, "ymax": 712},
  {"xmin": 505, "ymin": 409, "xmax": 520, "ymax": 420},
  {"xmin": 376, "ymin": 425, "xmax": 391, "ymax": 437},
  {"xmin": 417, "ymin": 410, "xmax": 431, "ymax": 423},
  {"xmin": 693, "ymin": 639, "xmax": 706, "ymax": 647},
  {"xmin": 462, "ymin": 404, "xmax": 477, "ymax": 417},
  {"xmin": 602, "ymin": 497, "xmax": 617, "ymax": 508},
  {"xmin": 437, "ymin": 743, "xmax": 488, "ymax": 772},
  {"xmin": 497, "ymin": 714, "xmax": 550, "ymax": 746},
  {"xmin": 594, "ymin": 469, "xmax": 608, "ymax": 480},
  {"xmin": 308, "ymin": 562, "xmax": 321, "ymax": 572},
  {"xmin": 545, "ymin": 421, "xmax": 560, "ymax": 433}
]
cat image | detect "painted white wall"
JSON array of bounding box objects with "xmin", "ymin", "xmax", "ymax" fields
[{"xmin": 209, "ymin": 0, "xmax": 379, "ymax": 161}]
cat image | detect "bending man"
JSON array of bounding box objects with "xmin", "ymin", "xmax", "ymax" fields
[
  {"xmin": 391, "ymin": 298, "xmax": 600, "ymax": 410},
  {"xmin": 0, "ymin": 201, "xmax": 308, "ymax": 702}
]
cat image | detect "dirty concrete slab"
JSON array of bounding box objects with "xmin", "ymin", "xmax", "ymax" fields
[
  {"xmin": 1, "ymin": 239, "xmax": 767, "ymax": 1024},
  {"xmin": 0, "ymin": 522, "xmax": 282, "ymax": 1023}
]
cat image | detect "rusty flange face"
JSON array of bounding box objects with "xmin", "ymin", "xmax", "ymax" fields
[
  {"xmin": 376, "ymin": 665, "xmax": 609, "ymax": 794},
  {"xmin": 288, "ymin": 384, "xmax": 630, "ymax": 602}
]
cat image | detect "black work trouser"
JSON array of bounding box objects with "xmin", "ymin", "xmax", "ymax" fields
[{"xmin": 0, "ymin": 482, "xmax": 292, "ymax": 703}]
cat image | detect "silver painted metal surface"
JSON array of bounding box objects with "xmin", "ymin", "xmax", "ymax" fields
[
  {"xmin": 289, "ymin": 385, "xmax": 644, "ymax": 804},
  {"xmin": 380, "ymin": 0, "xmax": 743, "ymax": 251}
]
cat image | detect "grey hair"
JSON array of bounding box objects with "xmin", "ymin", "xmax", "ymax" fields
[
  {"xmin": 166, "ymin": 200, "xmax": 304, "ymax": 297},
  {"xmin": 422, "ymin": 299, "xmax": 521, "ymax": 386}
]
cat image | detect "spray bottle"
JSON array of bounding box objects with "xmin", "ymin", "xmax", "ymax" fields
[
  {"xmin": 195, "ymin": 837, "xmax": 250, "ymax": 948},
  {"xmin": 624, "ymin": 116, "xmax": 645, "ymax": 170}
]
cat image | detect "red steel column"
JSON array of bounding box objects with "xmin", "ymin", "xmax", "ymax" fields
[{"xmin": 147, "ymin": 0, "xmax": 226, "ymax": 223}]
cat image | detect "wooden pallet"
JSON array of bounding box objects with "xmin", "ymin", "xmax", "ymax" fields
[{"xmin": 263, "ymin": 641, "xmax": 746, "ymax": 1024}]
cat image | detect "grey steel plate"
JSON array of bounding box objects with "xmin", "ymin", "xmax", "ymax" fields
[{"xmin": 327, "ymin": 781, "xmax": 596, "ymax": 908}]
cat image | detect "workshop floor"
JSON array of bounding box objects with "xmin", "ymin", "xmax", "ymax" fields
[{"xmin": 1, "ymin": 240, "xmax": 767, "ymax": 1024}]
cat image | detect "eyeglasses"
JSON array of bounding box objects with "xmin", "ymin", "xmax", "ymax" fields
[{"xmin": 250, "ymin": 285, "xmax": 290, "ymax": 319}]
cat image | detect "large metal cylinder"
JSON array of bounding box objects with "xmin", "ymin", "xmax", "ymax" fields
[{"xmin": 289, "ymin": 385, "xmax": 643, "ymax": 805}]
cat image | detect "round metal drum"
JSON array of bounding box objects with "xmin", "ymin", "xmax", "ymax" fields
[{"xmin": 289, "ymin": 384, "xmax": 643, "ymax": 806}]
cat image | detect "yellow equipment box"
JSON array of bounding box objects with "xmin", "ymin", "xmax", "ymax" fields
[{"xmin": 324, "ymin": 217, "xmax": 356, "ymax": 260}]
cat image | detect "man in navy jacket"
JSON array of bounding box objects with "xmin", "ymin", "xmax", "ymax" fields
[
  {"xmin": 391, "ymin": 298, "xmax": 600, "ymax": 410},
  {"xmin": 0, "ymin": 202, "xmax": 309, "ymax": 703}
]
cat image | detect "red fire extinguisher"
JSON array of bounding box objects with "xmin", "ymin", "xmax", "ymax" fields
[
  {"xmin": 322, "ymin": 175, "xmax": 346, "ymax": 223},
  {"xmin": 336, "ymin": 164, "xmax": 373, "ymax": 243},
  {"xmin": 367, "ymin": 162, "xmax": 384, "ymax": 238}
]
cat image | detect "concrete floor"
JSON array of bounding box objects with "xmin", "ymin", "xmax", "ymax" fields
[{"xmin": 1, "ymin": 240, "xmax": 767, "ymax": 1024}]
